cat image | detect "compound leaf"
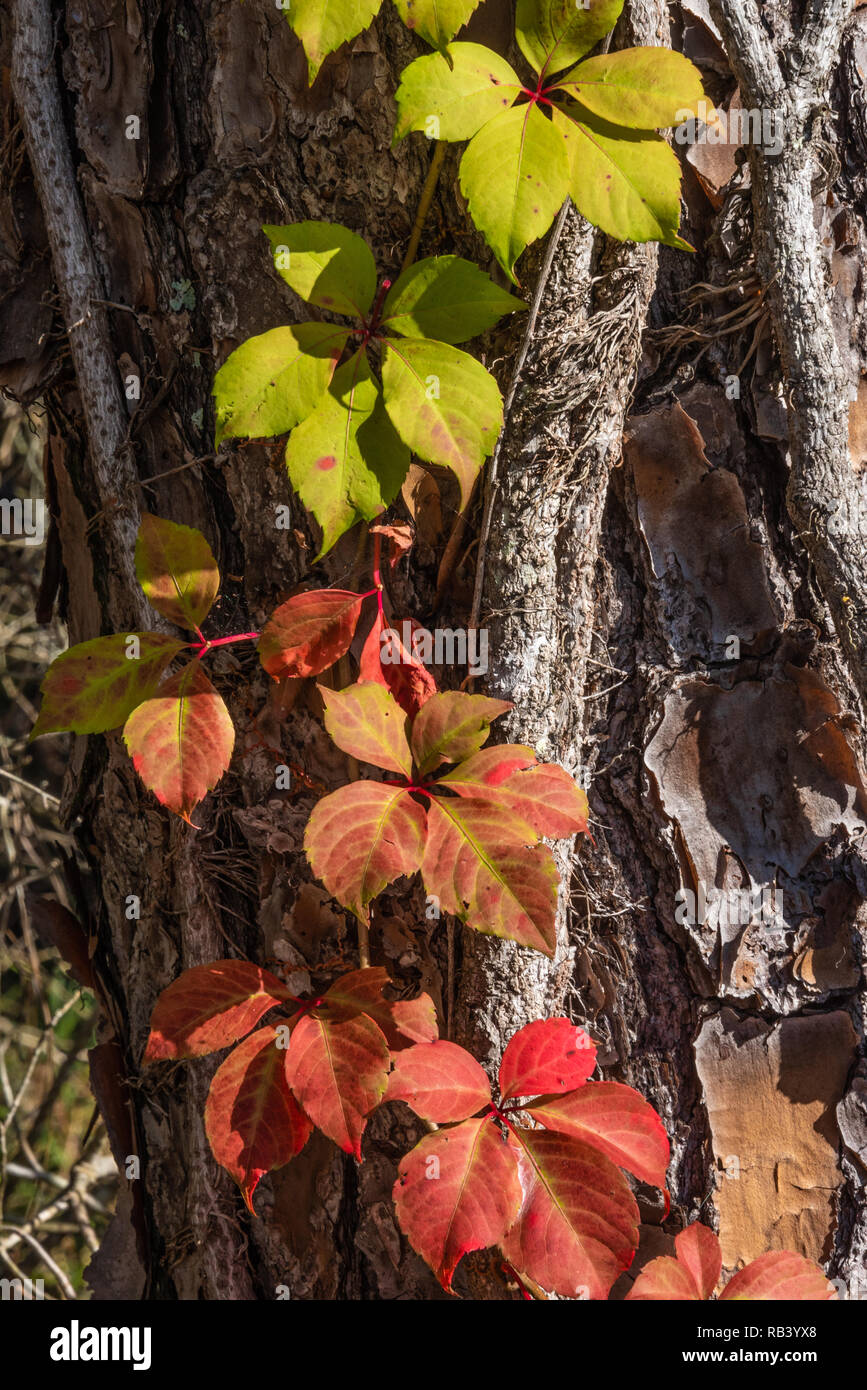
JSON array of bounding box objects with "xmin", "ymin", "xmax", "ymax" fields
[
  {"xmin": 123, "ymin": 661, "xmax": 234, "ymax": 824},
  {"xmin": 381, "ymin": 336, "xmax": 503, "ymax": 507},
  {"xmin": 284, "ymin": 1009, "xmax": 390, "ymax": 1157},
  {"xmin": 411, "ymin": 691, "xmax": 511, "ymax": 775},
  {"xmin": 394, "ymin": 43, "xmax": 522, "ymax": 143},
  {"xmin": 422, "ymin": 794, "xmax": 558, "ymax": 954},
  {"xmin": 32, "ymin": 633, "xmax": 185, "ymax": 738},
  {"xmin": 259, "ymin": 588, "xmax": 365, "ymax": 680},
  {"xmin": 305, "ymin": 781, "xmax": 427, "ymax": 920},
  {"xmin": 498, "ymin": 1017, "xmax": 597, "ymax": 1101},
  {"xmin": 386, "ymin": 1040, "xmax": 492, "ymax": 1122},
  {"xmin": 286, "ymin": 348, "xmax": 409, "ymax": 557},
  {"xmin": 213, "ymin": 323, "xmax": 349, "ymax": 446},
  {"xmin": 393, "ymin": 1117, "xmax": 522, "ymax": 1290},
  {"xmin": 135, "ymin": 513, "xmax": 220, "ymax": 632},
  {"xmin": 381, "ymin": 256, "xmax": 525, "ymax": 344},
  {"xmin": 144, "ymin": 961, "xmax": 293, "ymax": 1062},
  {"xmin": 459, "ymin": 103, "xmax": 570, "ymax": 282},
  {"xmin": 554, "ymin": 48, "xmax": 705, "ymax": 129},
  {"xmin": 205, "ymin": 1025, "xmax": 312, "ymax": 1213},
  {"xmin": 515, "ymin": 0, "xmax": 625, "ymax": 77},
  {"xmin": 263, "ymin": 222, "xmax": 377, "ymax": 317}
]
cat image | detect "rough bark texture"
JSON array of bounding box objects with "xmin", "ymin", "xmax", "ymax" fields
[{"xmin": 2, "ymin": 0, "xmax": 866, "ymax": 1300}]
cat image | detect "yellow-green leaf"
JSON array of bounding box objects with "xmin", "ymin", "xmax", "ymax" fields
[
  {"xmin": 393, "ymin": 0, "xmax": 482, "ymax": 51},
  {"xmin": 263, "ymin": 222, "xmax": 377, "ymax": 319},
  {"xmin": 31, "ymin": 633, "xmax": 186, "ymax": 737},
  {"xmin": 381, "ymin": 256, "xmax": 525, "ymax": 343},
  {"xmin": 285, "ymin": 349, "xmax": 409, "ymax": 557},
  {"xmin": 213, "ymin": 323, "xmax": 349, "ymax": 446},
  {"xmin": 135, "ymin": 513, "xmax": 220, "ymax": 632},
  {"xmin": 459, "ymin": 104, "xmax": 570, "ymax": 282},
  {"xmin": 516, "ymin": 0, "xmax": 625, "ymax": 78},
  {"xmin": 285, "ymin": 0, "xmax": 383, "ymax": 84},
  {"xmin": 381, "ymin": 337, "xmax": 503, "ymax": 507},
  {"xmin": 554, "ymin": 48, "xmax": 706, "ymax": 129},
  {"xmin": 394, "ymin": 43, "xmax": 522, "ymax": 143},
  {"xmin": 553, "ymin": 102, "xmax": 691, "ymax": 248}
]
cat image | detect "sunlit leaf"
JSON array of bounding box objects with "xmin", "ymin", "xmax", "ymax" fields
[
  {"xmin": 394, "ymin": 43, "xmax": 522, "ymax": 143},
  {"xmin": 213, "ymin": 323, "xmax": 349, "ymax": 446},
  {"xmin": 393, "ymin": 0, "xmax": 482, "ymax": 51},
  {"xmin": 382, "ymin": 256, "xmax": 525, "ymax": 344},
  {"xmin": 501, "ymin": 1125, "xmax": 639, "ymax": 1299},
  {"xmin": 459, "ymin": 103, "xmax": 570, "ymax": 282},
  {"xmin": 135, "ymin": 513, "xmax": 220, "ymax": 632},
  {"xmin": 440, "ymin": 751, "xmax": 590, "ymax": 838},
  {"xmin": 498, "ymin": 1017, "xmax": 597, "ymax": 1101},
  {"xmin": 526, "ymin": 1080, "xmax": 670, "ymax": 1188},
  {"xmin": 382, "ymin": 336, "xmax": 503, "ymax": 506},
  {"xmin": 720, "ymin": 1251, "xmax": 835, "ymax": 1302},
  {"xmin": 31, "ymin": 633, "xmax": 185, "ymax": 738},
  {"xmin": 284, "ymin": 1009, "xmax": 390, "ymax": 1156},
  {"xmin": 359, "ymin": 608, "xmax": 438, "ymax": 719},
  {"xmin": 286, "ymin": 348, "xmax": 409, "ymax": 557},
  {"xmin": 393, "ymin": 1117, "xmax": 522, "ymax": 1290},
  {"xmin": 283, "ymin": 0, "xmax": 383, "ymax": 84},
  {"xmin": 263, "ymin": 222, "xmax": 377, "ymax": 317},
  {"xmin": 123, "ymin": 661, "xmax": 234, "ymax": 824},
  {"xmin": 515, "ymin": 0, "xmax": 625, "ymax": 77},
  {"xmin": 204, "ymin": 1025, "xmax": 312, "ymax": 1213},
  {"xmin": 320, "ymin": 681, "xmax": 413, "ymax": 776},
  {"xmin": 386, "ymin": 1040, "xmax": 492, "ymax": 1121},
  {"xmin": 305, "ymin": 781, "xmax": 427, "ymax": 920},
  {"xmin": 411, "ymin": 691, "xmax": 511, "ymax": 775},
  {"xmin": 321, "ymin": 967, "xmax": 438, "ymax": 1046},
  {"xmin": 258, "ymin": 588, "xmax": 365, "ymax": 680},
  {"xmin": 144, "ymin": 961, "xmax": 293, "ymax": 1061},
  {"xmin": 554, "ymin": 48, "xmax": 705, "ymax": 129}
]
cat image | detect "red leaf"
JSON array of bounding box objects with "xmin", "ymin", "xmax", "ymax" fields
[
  {"xmin": 284, "ymin": 1010, "xmax": 390, "ymax": 1157},
  {"xmin": 144, "ymin": 960, "xmax": 292, "ymax": 1061},
  {"xmin": 359, "ymin": 609, "xmax": 437, "ymax": 719},
  {"xmin": 123, "ymin": 661, "xmax": 234, "ymax": 824},
  {"xmin": 386, "ymin": 1040, "xmax": 492, "ymax": 1122},
  {"xmin": 422, "ymin": 795, "xmax": 558, "ymax": 954},
  {"xmin": 321, "ymin": 967, "xmax": 438, "ymax": 1046},
  {"xmin": 525, "ymin": 1081, "xmax": 670, "ymax": 1189},
  {"xmin": 393, "ymin": 1117, "xmax": 522, "ymax": 1291},
  {"xmin": 499, "ymin": 1018, "xmax": 597, "ymax": 1101},
  {"xmin": 440, "ymin": 753, "xmax": 590, "ymax": 839},
  {"xmin": 675, "ymin": 1223, "xmax": 722, "ymax": 1300},
  {"xmin": 320, "ymin": 681, "xmax": 413, "ymax": 777},
  {"xmin": 204, "ymin": 1025, "xmax": 312, "ymax": 1213},
  {"xmin": 410, "ymin": 691, "xmax": 512, "ymax": 775},
  {"xmin": 625, "ymin": 1254, "xmax": 705, "ymax": 1301},
  {"xmin": 29, "ymin": 899, "xmax": 95, "ymax": 992},
  {"xmin": 305, "ymin": 781, "xmax": 427, "ymax": 920},
  {"xmin": 720, "ymin": 1251, "xmax": 835, "ymax": 1301},
  {"xmin": 501, "ymin": 1126, "xmax": 639, "ymax": 1299},
  {"xmin": 259, "ymin": 588, "xmax": 365, "ymax": 680},
  {"xmin": 135, "ymin": 513, "xmax": 220, "ymax": 631}
]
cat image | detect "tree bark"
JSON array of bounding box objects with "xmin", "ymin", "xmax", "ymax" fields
[{"xmin": 3, "ymin": 0, "xmax": 867, "ymax": 1300}]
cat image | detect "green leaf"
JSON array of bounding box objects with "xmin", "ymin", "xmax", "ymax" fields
[
  {"xmin": 285, "ymin": 349, "xmax": 410, "ymax": 557},
  {"xmin": 320, "ymin": 681, "xmax": 413, "ymax": 778},
  {"xmin": 515, "ymin": 0, "xmax": 625, "ymax": 77},
  {"xmin": 31, "ymin": 633, "xmax": 186, "ymax": 737},
  {"xmin": 381, "ymin": 337, "xmax": 503, "ymax": 507},
  {"xmin": 213, "ymin": 323, "xmax": 349, "ymax": 446},
  {"xmin": 553, "ymin": 102, "xmax": 690, "ymax": 248},
  {"xmin": 381, "ymin": 256, "xmax": 525, "ymax": 344},
  {"xmin": 263, "ymin": 222, "xmax": 377, "ymax": 318},
  {"xmin": 459, "ymin": 104, "xmax": 570, "ymax": 282},
  {"xmin": 285, "ymin": 0, "xmax": 383, "ymax": 84},
  {"xmin": 136, "ymin": 514, "xmax": 220, "ymax": 632},
  {"xmin": 554, "ymin": 48, "xmax": 706, "ymax": 129},
  {"xmin": 393, "ymin": 0, "xmax": 482, "ymax": 51},
  {"xmin": 394, "ymin": 43, "xmax": 522, "ymax": 143}
]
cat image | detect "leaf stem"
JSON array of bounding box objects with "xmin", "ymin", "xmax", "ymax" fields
[{"xmin": 401, "ymin": 141, "xmax": 447, "ymax": 274}]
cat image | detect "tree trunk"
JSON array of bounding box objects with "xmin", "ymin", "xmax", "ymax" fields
[{"xmin": 3, "ymin": 0, "xmax": 866, "ymax": 1300}]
